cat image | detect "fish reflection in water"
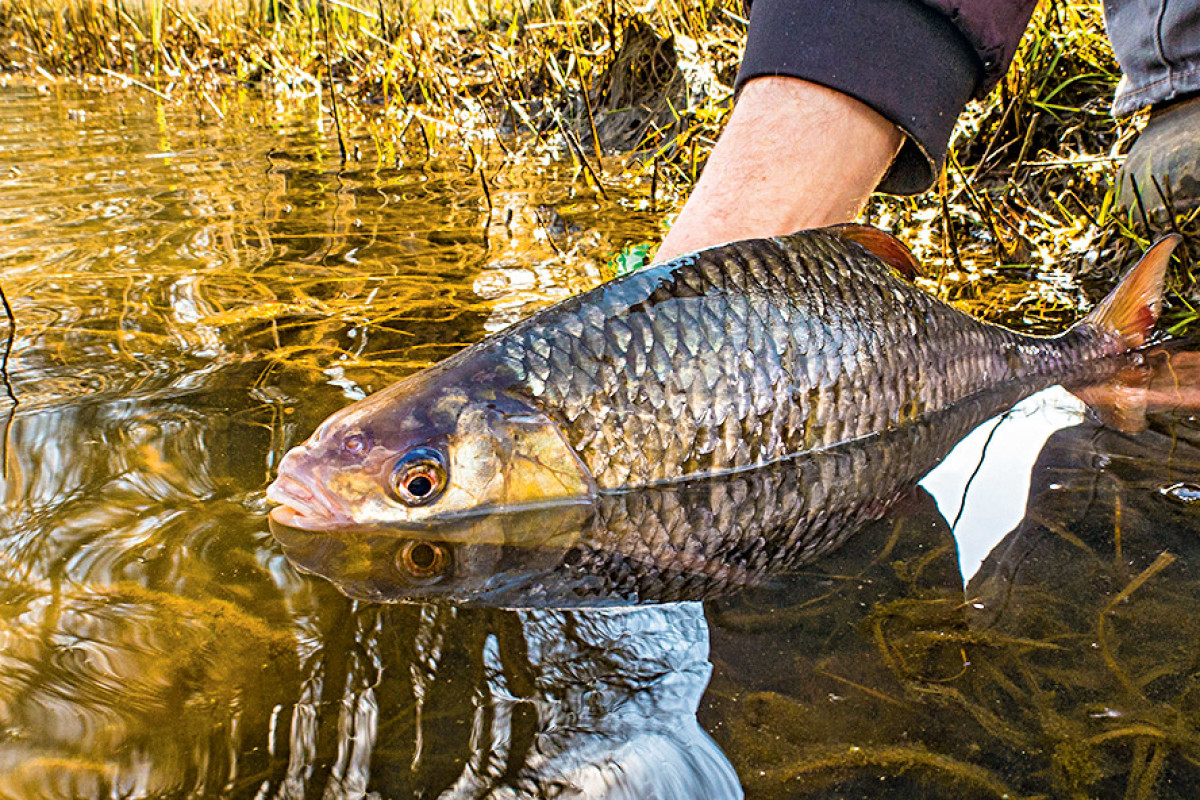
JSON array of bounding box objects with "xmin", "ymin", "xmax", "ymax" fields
[
  {"xmin": 968, "ymin": 345, "xmax": 1200, "ymax": 614},
  {"xmin": 700, "ymin": 345, "xmax": 1200, "ymax": 799}
]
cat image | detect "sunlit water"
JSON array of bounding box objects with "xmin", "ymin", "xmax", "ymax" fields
[{"xmin": 2, "ymin": 79, "xmax": 1200, "ymax": 799}]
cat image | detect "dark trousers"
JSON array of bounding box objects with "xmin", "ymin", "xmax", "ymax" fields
[{"xmin": 1107, "ymin": 0, "xmax": 1200, "ymax": 115}]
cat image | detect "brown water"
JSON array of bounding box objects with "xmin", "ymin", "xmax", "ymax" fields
[{"xmin": 2, "ymin": 79, "xmax": 1200, "ymax": 800}]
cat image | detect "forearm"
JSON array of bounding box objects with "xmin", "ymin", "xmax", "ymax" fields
[
  {"xmin": 654, "ymin": 77, "xmax": 902, "ymax": 264},
  {"xmin": 655, "ymin": 0, "xmax": 1038, "ymax": 263}
]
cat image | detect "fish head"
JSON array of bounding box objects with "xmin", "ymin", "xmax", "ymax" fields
[{"xmin": 267, "ymin": 365, "xmax": 596, "ymax": 531}]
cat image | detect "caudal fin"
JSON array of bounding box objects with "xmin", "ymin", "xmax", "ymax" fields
[{"xmin": 1082, "ymin": 235, "xmax": 1181, "ymax": 348}]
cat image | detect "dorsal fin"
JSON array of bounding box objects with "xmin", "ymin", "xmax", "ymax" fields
[
  {"xmin": 1082, "ymin": 235, "xmax": 1180, "ymax": 349},
  {"xmin": 829, "ymin": 223, "xmax": 923, "ymax": 280}
]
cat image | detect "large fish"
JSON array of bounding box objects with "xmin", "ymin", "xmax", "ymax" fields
[{"xmin": 267, "ymin": 226, "xmax": 1178, "ymax": 546}]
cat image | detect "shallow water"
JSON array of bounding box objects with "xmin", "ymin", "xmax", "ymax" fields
[{"xmin": 2, "ymin": 79, "xmax": 1200, "ymax": 799}]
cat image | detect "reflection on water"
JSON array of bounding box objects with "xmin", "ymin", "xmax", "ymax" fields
[
  {"xmin": 2, "ymin": 78, "xmax": 1200, "ymax": 798},
  {"xmin": 705, "ymin": 391, "xmax": 1200, "ymax": 799}
]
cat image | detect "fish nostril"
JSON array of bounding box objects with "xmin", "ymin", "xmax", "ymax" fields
[
  {"xmin": 308, "ymin": 412, "xmax": 346, "ymax": 446},
  {"xmin": 276, "ymin": 443, "xmax": 313, "ymax": 475}
]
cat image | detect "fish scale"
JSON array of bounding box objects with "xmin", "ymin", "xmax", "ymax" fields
[{"xmin": 490, "ymin": 229, "xmax": 1118, "ymax": 490}]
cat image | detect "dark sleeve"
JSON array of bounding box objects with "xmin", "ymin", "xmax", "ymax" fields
[
  {"xmin": 928, "ymin": 0, "xmax": 1039, "ymax": 92},
  {"xmin": 735, "ymin": 0, "xmax": 1035, "ymax": 194}
]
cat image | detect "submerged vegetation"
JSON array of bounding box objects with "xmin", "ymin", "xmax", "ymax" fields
[{"xmin": 0, "ymin": 0, "xmax": 1196, "ymax": 332}]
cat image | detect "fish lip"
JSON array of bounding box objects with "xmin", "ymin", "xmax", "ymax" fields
[
  {"xmin": 268, "ymin": 504, "xmax": 349, "ymax": 532},
  {"xmin": 266, "ymin": 474, "xmax": 355, "ymax": 532}
]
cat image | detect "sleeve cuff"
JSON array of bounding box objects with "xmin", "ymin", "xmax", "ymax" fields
[{"xmin": 735, "ymin": 0, "xmax": 982, "ymax": 194}]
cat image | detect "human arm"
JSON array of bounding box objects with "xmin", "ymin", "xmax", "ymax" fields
[
  {"xmin": 654, "ymin": 77, "xmax": 902, "ymax": 264},
  {"xmin": 653, "ymin": 0, "xmax": 1037, "ymax": 264}
]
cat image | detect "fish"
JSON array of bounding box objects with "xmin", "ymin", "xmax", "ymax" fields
[{"xmin": 266, "ymin": 225, "xmax": 1179, "ymax": 546}]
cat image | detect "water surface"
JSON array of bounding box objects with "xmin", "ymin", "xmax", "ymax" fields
[{"xmin": 2, "ymin": 79, "xmax": 1200, "ymax": 800}]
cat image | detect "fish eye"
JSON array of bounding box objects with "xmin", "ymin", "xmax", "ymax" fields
[
  {"xmin": 396, "ymin": 540, "xmax": 450, "ymax": 581},
  {"xmin": 390, "ymin": 447, "xmax": 448, "ymax": 506}
]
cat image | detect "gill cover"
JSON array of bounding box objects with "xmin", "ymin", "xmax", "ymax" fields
[{"xmin": 434, "ymin": 399, "xmax": 598, "ymax": 518}]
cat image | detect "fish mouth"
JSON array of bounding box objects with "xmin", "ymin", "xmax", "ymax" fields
[{"xmin": 266, "ymin": 474, "xmax": 355, "ymax": 532}]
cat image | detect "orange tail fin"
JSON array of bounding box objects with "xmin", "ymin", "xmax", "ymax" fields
[{"xmin": 1082, "ymin": 235, "xmax": 1180, "ymax": 349}]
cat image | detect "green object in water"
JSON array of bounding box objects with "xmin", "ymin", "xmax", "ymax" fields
[{"xmin": 610, "ymin": 243, "xmax": 652, "ymax": 277}]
